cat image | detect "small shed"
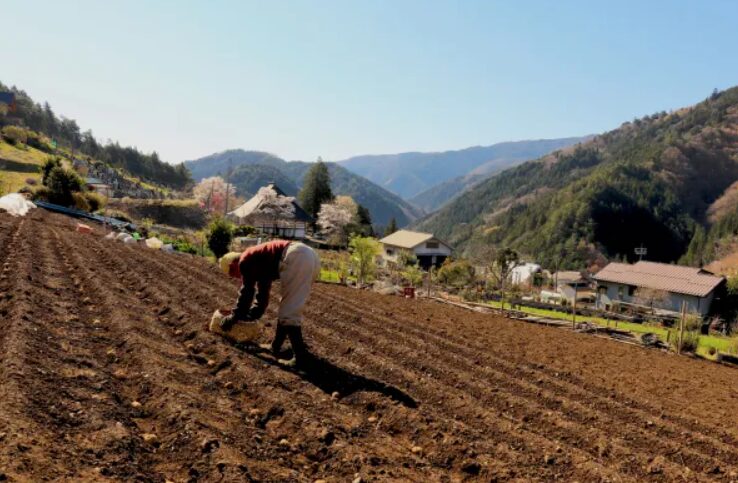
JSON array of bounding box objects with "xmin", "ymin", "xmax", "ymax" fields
[
  {"xmin": 552, "ymin": 270, "xmax": 591, "ymax": 303},
  {"xmin": 379, "ymin": 229, "xmax": 452, "ymax": 270},
  {"xmin": 85, "ymin": 177, "xmax": 113, "ymax": 198},
  {"xmin": 227, "ymin": 183, "xmax": 314, "ymax": 239},
  {"xmin": 593, "ymin": 261, "xmax": 725, "ymax": 316}
]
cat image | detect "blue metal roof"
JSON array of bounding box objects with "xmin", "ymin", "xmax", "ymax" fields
[{"xmin": 0, "ymin": 92, "xmax": 15, "ymax": 104}]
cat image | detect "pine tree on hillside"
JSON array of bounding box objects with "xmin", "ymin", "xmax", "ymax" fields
[
  {"xmin": 299, "ymin": 158, "xmax": 333, "ymax": 217},
  {"xmin": 384, "ymin": 217, "xmax": 398, "ymax": 237},
  {"xmin": 355, "ymin": 204, "xmax": 374, "ymax": 236}
]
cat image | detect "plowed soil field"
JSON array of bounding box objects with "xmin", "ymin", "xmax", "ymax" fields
[{"xmin": 2, "ymin": 210, "xmax": 738, "ymax": 482}]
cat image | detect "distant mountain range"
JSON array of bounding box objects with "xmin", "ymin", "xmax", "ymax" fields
[
  {"xmin": 414, "ymin": 86, "xmax": 738, "ymax": 269},
  {"xmin": 338, "ymin": 137, "xmax": 589, "ymax": 201},
  {"xmin": 184, "ymin": 150, "xmax": 423, "ymax": 227}
]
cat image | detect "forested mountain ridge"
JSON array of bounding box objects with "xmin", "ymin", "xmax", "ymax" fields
[
  {"xmin": 185, "ymin": 150, "xmax": 423, "ymax": 227},
  {"xmin": 0, "ymin": 81, "xmax": 191, "ymax": 189},
  {"xmin": 409, "ymin": 172, "xmax": 489, "ymax": 212},
  {"xmin": 338, "ymin": 137, "xmax": 588, "ymax": 200},
  {"xmin": 415, "ymin": 87, "xmax": 738, "ymax": 269}
]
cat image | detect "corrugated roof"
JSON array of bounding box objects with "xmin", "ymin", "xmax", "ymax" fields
[
  {"xmin": 594, "ymin": 261, "xmax": 724, "ymax": 297},
  {"xmin": 379, "ymin": 230, "xmax": 437, "ymax": 249}
]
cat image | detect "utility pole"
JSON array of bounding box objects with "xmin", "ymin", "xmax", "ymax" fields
[
  {"xmin": 635, "ymin": 244, "xmax": 647, "ymax": 261},
  {"xmin": 572, "ymin": 282, "xmax": 578, "ymax": 328},
  {"xmin": 678, "ymin": 301, "xmax": 686, "ymax": 354}
]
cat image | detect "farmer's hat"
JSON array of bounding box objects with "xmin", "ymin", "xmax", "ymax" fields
[{"xmin": 219, "ymin": 252, "xmax": 241, "ymax": 278}]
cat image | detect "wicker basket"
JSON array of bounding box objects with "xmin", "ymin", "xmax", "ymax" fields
[{"xmin": 209, "ymin": 309, "xmax": 263, "ymax": 343}]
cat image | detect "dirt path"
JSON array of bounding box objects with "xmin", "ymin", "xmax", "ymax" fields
[{"xmin": 1, "ymin": 210, "xmax": 738, "ymax": 482}]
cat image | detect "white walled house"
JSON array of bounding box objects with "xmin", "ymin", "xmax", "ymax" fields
[
  {"xmin": 379, "ymin": 230, "xmax": 452, "ymax": 270},
  {"xmin": 593, "ymin": 261, "xmax": 725, "ymax": 317},
  {"xmin": 510, "ymin": 263, "xmax": 542, "ymax": 286},
  {"xmin": 227, "ymin": 183, "xmax": 314, "ymax": 240}
]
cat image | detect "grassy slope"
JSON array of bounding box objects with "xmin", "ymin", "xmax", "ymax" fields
[{"xmin": 0, "ymin": 140, "xmax": 48, "ymax": 192}]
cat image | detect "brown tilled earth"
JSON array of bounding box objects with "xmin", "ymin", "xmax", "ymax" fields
[{"xmin": 2, "ymin": 211, "xmax": 738, "ymax": 482}]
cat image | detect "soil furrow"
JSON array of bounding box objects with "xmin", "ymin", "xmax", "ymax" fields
[
  {"xmin": 317, "ymin": 288, "xmax": 738, "ymax": 463},
  {"xmin": 303, "ymin": 303, "xmax": 710, "ymax": 481}
]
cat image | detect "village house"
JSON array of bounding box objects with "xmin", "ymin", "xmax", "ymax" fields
[
  {"xmin": 551, "ymin": 270, "xmax": 593, "ymax": 304},
  {"xmin": 593, "ymin": 261, "xmax": 725, "ymax": 316},
  {"xmin": 84, "ymin": 177, "xmax": 113, "ymax": 198},
  {"xmin": 0, "ymin": 92, "xmax": 17, "ymax": 113},
  {"xmin": 227, "ymin": 183, "xmax": 313, "ymax": 240},
  {"xmin": 379, "ymin": 229, "xmax": 452, "ymax": 270},
  {"xmin": 510, "ymin": 263, "xmax": 542, "ymax": 286}
]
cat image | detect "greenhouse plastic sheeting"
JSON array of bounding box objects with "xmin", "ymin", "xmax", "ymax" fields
[{"xmin": 0, "ymin": 194, "xmax": 36, "ymax": 217}]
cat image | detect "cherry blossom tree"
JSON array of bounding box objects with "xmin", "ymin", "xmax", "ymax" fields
[{"xmin": 193, "ymin": 176, "xmax": 240, "ymax": 215}]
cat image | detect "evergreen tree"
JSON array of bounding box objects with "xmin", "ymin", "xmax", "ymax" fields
[
  {"xmin": 355, "ymin": 204, "xmax": 374, "ymax": 236},
  {"xmin": 298, "ymin": 158, "xmax": 333, "ymax": 217},
  {"xmin": 384, "ymin": 217, "xmax": 398, "ymax": 236},
  {"xmin": 207, "ymin": 217, "xmax": 234, "ymax": 259}
]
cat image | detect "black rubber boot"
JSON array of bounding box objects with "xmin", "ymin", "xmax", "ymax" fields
[
  {"xmin": 271, "ymin": 324, "xmax": 288, "ymax": 354},
  {"xmin": 283, "ymin": 326, "xmax": 310, "ymax": 366},
  {"xmin": 259, "ymin": 324, "xmax": 288, "ymax": 355}
]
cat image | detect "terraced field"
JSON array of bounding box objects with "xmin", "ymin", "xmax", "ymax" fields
[{"xmin": 1, "ymin": 210, "xmax": 738, "ymax": 482}]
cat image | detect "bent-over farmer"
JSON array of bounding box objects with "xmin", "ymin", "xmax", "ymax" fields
[{"xmin": 220, "ymin": 240, "xmax": 320, "ymax": 365}]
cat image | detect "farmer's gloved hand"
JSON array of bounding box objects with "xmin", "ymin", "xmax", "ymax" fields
[
  {"xmin": 219, "ymin": 314, "xmax": 237, "ymax": 331},
  {"xmin": 248, "ymin": 308, "xmax": 265, "ymax": 320}
]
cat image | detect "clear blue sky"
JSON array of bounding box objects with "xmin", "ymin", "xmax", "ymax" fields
[{"xmin": 4, "ymin": 0, "xmax": 738, "ymax": 164}]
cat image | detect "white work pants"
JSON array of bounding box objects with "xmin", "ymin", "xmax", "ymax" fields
[{"xmin": 277, "ymin": 242, "xmax": 320, "ymax": 327}]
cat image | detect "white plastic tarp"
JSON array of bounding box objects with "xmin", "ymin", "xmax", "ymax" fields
[{"xmin": 0, "ymin": 194, "xmax": 36, "ymax": 217}]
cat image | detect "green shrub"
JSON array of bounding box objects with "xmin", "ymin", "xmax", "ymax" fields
[
  {"xmin": 72, "ymin": 192, "xmax": 91, "ymax": 211},
  {"xmin": 25, "ymin": 131, "xmax": 51, "ymax": 151},
  {"xmin": 84, "ymin": 192, "xmax": 106, "ymax": 212},
  {"xmin": 349, "ymin": 235, "xmax": 381, "ymax": 286},
  {"xmin": 233, "ymin": 225, "xmax": 256, "ymax": 237},
  {"xmin": 401, "ymin": 263, "xmax": 424, "ymax": 287},
  {"xmin": 173, "ymin": 239, "xmax": 198, "ymax": 255},
  {"xmin": 670, "ymin": 330, "xmax": 700, "ymax": 353},
  {"xmin": 41, "ymin": 157, "xmax": 63, "ymax": 186},
  {"xmin": 397, "ymin": 250, "xmax": 418, "ymax": 267},
  {"xmin": 32, "ymin": 186, "xmax": 51, "ymax": 201},
  {"xmin": 45, "ymin": 166, "xmax": 83, "ymax": 207},
  {"xmin": 437, "ymin": 259, "xmax": 475, "ymax": 288},
  {"xmin": 207, "ymin": 217, "xmax": 234, "ymax": 258},
  {"xmin": 1, "ymin": 125, "xmax": 28, "ymax": 145}
]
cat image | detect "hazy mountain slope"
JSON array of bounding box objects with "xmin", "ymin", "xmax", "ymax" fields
[
  {"xmin": 185, "ymin": 150, "xmax": 422, "ymax": 227},
  {"xmin": 339, "ymin": 137, "xmax": 589, "ymax": 199},
  {"xmin": 415, "ymin": 87, "xmax": 738, "ymax": 269},
  {"xmin": 228, "ymin": 164, "xmax": 300, "ymax": 198},
  {"xmin": 185, "ymin": 150, "xmax": 284, "ymax": 181},
  {"xmin": 409, "ymin": 173, "xmax": 487, "ymax": 212}
]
